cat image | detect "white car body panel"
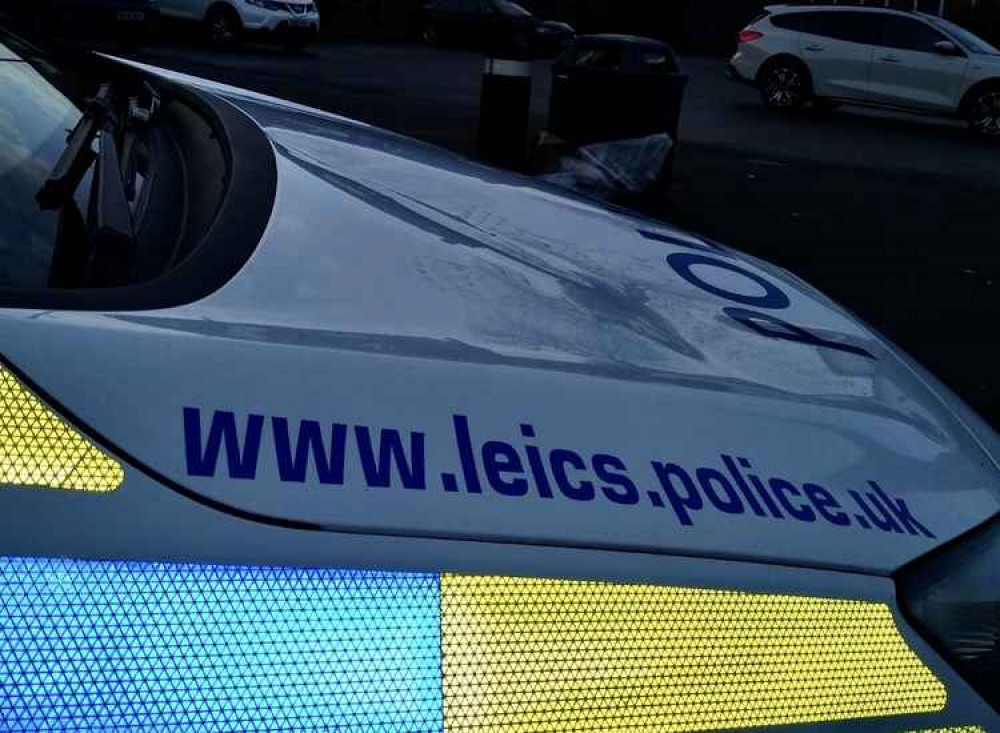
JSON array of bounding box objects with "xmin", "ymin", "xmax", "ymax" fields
[
  {"xmin": 869, "ymin": 47, "xmax": 969, "ymax": 111},
  {"xmin": 0, "ymin": 53, "xmax": 997, "ymax": 724},
  {"xmin": 799, "ymin": 29, "xmax": 873, "ymax": 100},
  {"xmin": 4, "ymin": 57, "xmax": 998, "ymax": 579},
  {"xmin": 158, "ymin": 0, "xmax": 206, "ymax": 21},
  {"xmin": 159, "ymin": 0, "xmax": 320, "ymax": 32}
]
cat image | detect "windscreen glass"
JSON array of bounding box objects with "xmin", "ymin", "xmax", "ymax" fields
[
  {"xmin": 0, "ymin": 52, "xmax": 85, "ymax": 288},
  {"xmin": 496, "ymin": 1, "xmax": 530, "ymax": 18},
  {"xmin": 925, "ymin": 15, "xmax": 1000, "ymax": 54}
]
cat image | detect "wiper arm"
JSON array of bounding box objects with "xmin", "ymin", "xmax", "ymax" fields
[
  {"xmin": 37, "ymin": 82, "xmax": 138, "ymax": 286},
  {"xmin": 86, "ymin": 118, "xmax": 136, "ymax": 285},
  {"xmin": 36, "ymin": 83, "xmax": 115, "ymax": 211}
]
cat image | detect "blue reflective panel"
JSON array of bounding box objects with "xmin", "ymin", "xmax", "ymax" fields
[{"xmin": 0, "ymin": 557, "xmax": 443, "ymax": 732}]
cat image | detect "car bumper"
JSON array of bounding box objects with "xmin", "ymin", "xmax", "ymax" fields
[
  {"xmin": 729, "ymin": 49, "xmax": 769, "ymax": 87},
  {"xmin": 727, "ymin": 59, "xmax": 756, "ymax": 87},
  {"xmin": 242, "ymin": 9, "xmax": 320, "ymax": 34}
]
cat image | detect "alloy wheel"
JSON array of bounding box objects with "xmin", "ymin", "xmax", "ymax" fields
[
  {"xmin": 764, "ymin": 66, "xmax": 804, "ymax": 109},
  {"xmin": 421, "ymin": 22, "xmax": 439, "ymax": 44},
  {"xmin": 210, "ymin": 14, "xmax": 237, "ymax": 47},
  {"xmin": 970, "ymin": 91, "xmax": 1000, "ymax": 138}
]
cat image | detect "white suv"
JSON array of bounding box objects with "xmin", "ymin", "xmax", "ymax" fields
[
  {"xmin": 158, "ymin": 0, "xmax": 321, "ymax": 49},
  {"xmin": 729, "ymin": 5, "xmax": 1000, "ymax": 137}
]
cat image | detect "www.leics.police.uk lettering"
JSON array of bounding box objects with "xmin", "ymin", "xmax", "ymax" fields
[{"xmin": 184, "ymin": 408, "xmax": 933, "ymax": 538}]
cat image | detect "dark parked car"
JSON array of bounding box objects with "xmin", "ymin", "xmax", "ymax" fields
[
  {"xmin": 417, "ymin": 0, "xmax": 574, "ymax": 57},
  {"xmin": 4, "ymin": 0, "xmax": 160, "ymax": 42}
]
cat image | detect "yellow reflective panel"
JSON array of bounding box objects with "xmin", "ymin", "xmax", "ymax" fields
[
  {"xmin": 442, "ymin": 575, "xmax": 946, "ymax": 733},
  {"xmin": 0, "ymin": 366, "xmax": 122, "ymax": 492}
]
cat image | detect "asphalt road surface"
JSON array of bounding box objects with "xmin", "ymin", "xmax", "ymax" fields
[
  {"xmin": 125, "ymin": 38, "xmax": 1000, "ymax": 428},
  {"xmin": 126, "ymin": 41, "xmax": 1000, "ymax": 182}
]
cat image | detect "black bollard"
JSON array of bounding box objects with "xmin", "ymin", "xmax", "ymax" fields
[{"xmin": 478, "ymin": 51, "xmax": 532, "ymax": 170}]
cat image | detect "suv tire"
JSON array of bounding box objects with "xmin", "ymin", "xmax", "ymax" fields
[
  {"xmin": 759, "ymin": 59, "xmax": 809, "ymax": 111},
  {"xmin": 206, "ymin": 5, "xmax": 241, "ymax": 48},
  {"xmin": 967, "ymin": 86, "xmax": 1000, "ymax": 139},
  {"xmin": 420, "ymin": 20, "xmax": 440, "ymax": 45}
]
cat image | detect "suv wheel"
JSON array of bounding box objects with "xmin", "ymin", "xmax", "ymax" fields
[
  {"xmin": 420, "ymin": 20, "xmax": 440, "ymax": 44},
  {"xmin": 968, "ymin": 88, "xmax": 1000, "ymax": 139},
  {"xmin": 760, "ymin": 61, "xmax": 808, "ymax": 111},
  {"xmin": 206, "ymin": 6, "xmax": 241, "ymax": 48}
]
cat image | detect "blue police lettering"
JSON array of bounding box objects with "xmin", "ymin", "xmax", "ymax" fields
[
  {"xmin": 594, "ymin": 454, "xmax": 640, "ymax": 506},
  {"xmin": 695, "ymin": 467, "xmax": 744, "ymax": 515},
  {"xmin": 651, "ymin": 462, "xmax": 703, "ymax": 526},
  {"xmin": 183, "ymin": 408, "xmax": 934, "ymax": 540},
  {"xmin": 725, "ymin": 308, "xmax": 875, "ymax": 360},
  {"xmin": 803, "ymin": 483, "xmax": 850, "ymax": 526},
  {"xmin": 550, "ymin": 449, "xmax": 596, "ymax": 502},
  {"xmin": 768, "ymin": 478, "xmax": 816, "ymax": 522},
  {"xmin": 664, "ymin": 253, "xmax": 876, "ymax": 360},
  {"xmin": 184, "ymin": 407, "xmax": 263, "ymax": 480},
  {"xmin": 482, "ymin": 440, "xmax": 530, "ymax": 497},
  {"xmin": 272, "ymin": 417, "xmax": 347, "ymax": 485}
]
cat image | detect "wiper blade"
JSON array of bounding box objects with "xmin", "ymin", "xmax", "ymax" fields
[
  {"xmin": 89, "ymin": 124, "xmax": 134, "ymax": 256},
  {"xmin": 36, "ymin": 83, "xmax": 116, "ymax": 210},
  {"xmin": 37, "ymin": 81, "xmax": 139, "ymax": 287}
]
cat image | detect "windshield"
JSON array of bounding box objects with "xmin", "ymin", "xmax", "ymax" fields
[
  {"xmin": 495, "ymin": 1, "xmax": 530, "ymax": 18},
  {"xmin": 0, "ymin": 45, "xmax": 86, "ymax": 288},
  {"xmin": 924, "ymin": 15, "xmax": 1000, "ymax": 54}
]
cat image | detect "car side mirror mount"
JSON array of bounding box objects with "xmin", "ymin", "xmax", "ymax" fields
[{"xmin": 934, "ymin": 40, "xmax": 961, "ymax": 56}]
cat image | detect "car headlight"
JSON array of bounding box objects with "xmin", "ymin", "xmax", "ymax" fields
[{"xmin": 898, "ymin": 514, "xmax": 1000, "ymax": 710}]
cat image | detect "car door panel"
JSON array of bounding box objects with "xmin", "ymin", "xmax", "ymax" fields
[
  {"xmin": 159, "ymin": 0, "xmax": 204, "ymax": 21},
  {"xmin": 868, "ymin": 52, "xmax": 967, "ymax": 111},
  {"xmin": 868, "ymin": 16, "xmax": 969, "ymax": 111},
  {"xmin": 774, "ymin": 12, "xmax": 878, "ymax": 102},
  {"xmin": 801, "ymin": 34, "xmax": 874, "ymax": 100}
]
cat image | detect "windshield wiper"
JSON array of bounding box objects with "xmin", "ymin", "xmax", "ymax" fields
[
  {"xmin": 36, "ymin": 82, "xmax": 137, "ymax": 286},
  {"xmin": 36, "ymin": 83, "xmax": 115, "ymax": 209}
]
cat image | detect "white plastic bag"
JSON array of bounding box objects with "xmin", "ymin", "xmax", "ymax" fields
[{"xmin": 539, "ymin": 133, "xmax": 673, "ymax": 197}]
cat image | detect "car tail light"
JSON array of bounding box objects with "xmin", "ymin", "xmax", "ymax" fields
[{"xmin": 739, "ymin": 30, "xmax": 764, "ymax": 44}]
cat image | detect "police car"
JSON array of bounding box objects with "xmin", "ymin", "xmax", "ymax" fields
[{"xmin": 1, "ymin": 26, "xmax": 997, "ymax": 732}]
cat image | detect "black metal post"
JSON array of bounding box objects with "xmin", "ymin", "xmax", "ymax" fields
[{"xmin": 478, "ymin": 55, "xmax": 533, "ymax": 170}]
